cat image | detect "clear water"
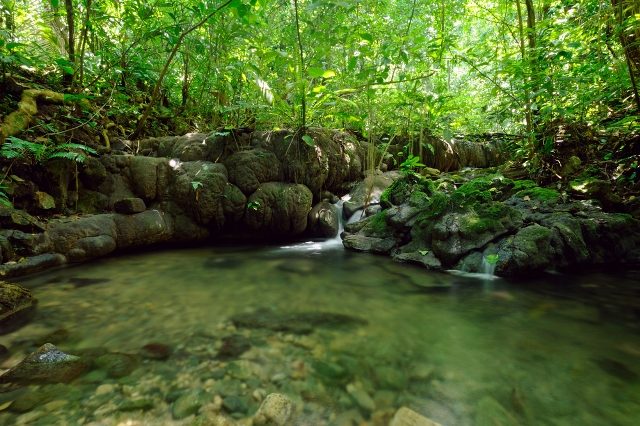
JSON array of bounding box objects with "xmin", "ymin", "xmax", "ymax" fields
[{"xmin": 0, "ymin": 243, "xmax": 639, "ymax": 425}]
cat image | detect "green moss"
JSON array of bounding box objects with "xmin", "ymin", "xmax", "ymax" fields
[
  {"xmin": 512, "ymin": 179, "xmax": 537, "ymax": 192},
  {"xmin": 450, "ymin": 175, "xmax": 516, "ymax": 206},
  {"xmin": 515, "ymin": 187, "xmax": 560, "ymax": 202},
  {"xmin": 366, "ymin": 211, "xmax": 389, "ymax": 235},
  {"xmin": 409, "ymin": 191, "xmax": 430, "ymax": 208}
]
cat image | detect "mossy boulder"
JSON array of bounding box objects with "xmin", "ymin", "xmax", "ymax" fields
[
  {"xmin": 432, "ymin": 202, "xmax": 523, "ymax": 265},
  {"xmin": 495, "ymin": 224, "xmax": 558, "ymax": 276},
  {"xmin": 0, "ymin": 282, "xmax": 37, "ymax": 334},
  {"xmin": 244, "ymin": 183, "xmax": 313, "ymax": 235},
  {"xmin": 224, "ymin": 148, "xmax": 282, "ymax": 195}
]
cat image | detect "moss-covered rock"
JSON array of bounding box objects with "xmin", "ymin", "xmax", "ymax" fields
[
  {"xmin": 0, "ymin": 281, "xmax": 36, "ymax": 334},
  {"xmin": 432, "ymin": 202, "xmax": 523, "ymax": 265},
  {"xmin": 244, "ymin": 183, "xmax": 312, "ymax": 235},
  {"xmin": 495, "ymin": 224, "xmax": 557, "ymax": 276},
  {"xmin": 224, "ymin": 148, "xmax": 282, "ymax": 195}
]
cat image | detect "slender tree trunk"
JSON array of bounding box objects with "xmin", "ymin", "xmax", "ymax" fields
[
  {"xmin": 516, "ymin": 0, "xmax": 533, "ymax": 137},
  {"xmin": 292, "ymin": 0, "xmax": 306, "ymax": 132},
  {"xmin": 182, "ymin": 52, "xmax": 190, "ymax": 108},
  {"xmin": 77, "ymin": 0, "xmax": 92, "ymax": 88},
  {"xmin": 63, "ymin": 0, "xmax": 75, "ymax": 87},
  {"xmin": 132, "ymin": 0, "xmax": 234, "ymax": 138},
  {"xmin": 611, "ymin": 0, "xmax": 640, "ymax": 111}
]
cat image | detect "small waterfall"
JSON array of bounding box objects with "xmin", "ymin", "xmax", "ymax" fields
[
  {"xmin": 481, "ymin": 254, "xmax": 498, "ymax": 277},
  {"xmin": 278, "ymin": 197, "xmax": 346, "ymax": 252}
]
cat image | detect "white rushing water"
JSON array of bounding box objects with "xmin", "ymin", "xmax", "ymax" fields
[{"xmin": 278, "ymin": 198, "xmax": 346, "ymax": 253}]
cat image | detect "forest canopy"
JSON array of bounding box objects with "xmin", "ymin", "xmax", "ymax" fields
[{"xmin": 0, "ymin": 0, "xmax": 638, "ymax": 143}]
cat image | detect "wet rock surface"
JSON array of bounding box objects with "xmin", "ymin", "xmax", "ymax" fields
[
  {"xmin": 0, "ymin": 343, "xmax": 87, "ymax": 384},
  {"xmin": 0, "ymin": 282, "xmax": 36, "ymax": 334},
  {"xmin": 343, "ymin": 170, "xmax": 640, "ymax": 276}
]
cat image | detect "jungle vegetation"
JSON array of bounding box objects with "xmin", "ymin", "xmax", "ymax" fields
[{"xmin": 0, "ymin": 0, "xmax": 638, "ymax": 182}]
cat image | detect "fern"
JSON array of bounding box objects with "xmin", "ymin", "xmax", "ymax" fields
[
  {"xmin": 0, "ymin": 185, "xmax": 11, "ymax": 208},
  {"xmin": 48, "ymin": 151, "xmax": 88, "ymax": 163}
]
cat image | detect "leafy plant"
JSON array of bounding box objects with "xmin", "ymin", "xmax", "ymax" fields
[
  {"xmin": 2, "ymin": 136, "xmax": 97, "ymax": 165},
  {"xmin": 399, "ymin": 154, "xmax": 425, "ymax": 174},
  {"xmin": 485, "ymin": 254, "xmax": 499, "ymax": 265}
]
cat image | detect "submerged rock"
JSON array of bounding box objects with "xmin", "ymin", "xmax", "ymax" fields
[
  {"xmin": 0, "ymin": 343, "xmax": 87, "ymax": 384},
  {"xmin": 230, "ymin": 309, "xmax": 367, "ymax": 334},
  {"xmin": 217, "ymin": 335, "xmax": 251, "ymax": 360},
  {"xmin": 390, "ymin": 407, "xmax": 442, "ymax": 426},
  {"xmin": 95, "ymin": 352, "xmax": 139, "ymax": 378},
  {"xmin": 140, "ymin": 343, "xmax": 172, "ymax": 361},
  {"xmin": 172, "ymin": 390, "xmax": 205, "ymax": 420},
  {"xmin": 253, "ymin": 393, "xmax": 295, "ymax": 426},
  {"xmin": 0, "ymin": 282, "xmax": 37, "ymax": 334}
]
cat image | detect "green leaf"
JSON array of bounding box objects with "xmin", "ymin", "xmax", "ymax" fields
[
  {"xmin": 302, "ymin": 135, "xmax": 315, "ymax": 146},
  {"xmin": 308, "ymin": 67, "xmax": 324, "ymax": 78},
  {"xmin": 50, "ymin": 0, "xmax": 60, "ymax": 8},
  {"xmin": 418, "ymin": 250, "xmax": 428, "ymax": 256},
  {"xmin": 322, "ymin": 70, "xmax": 337, "ymax": 79},
  {"xmin": 485, "ymin": 254, "xmax": 499, "ymax": 265}
]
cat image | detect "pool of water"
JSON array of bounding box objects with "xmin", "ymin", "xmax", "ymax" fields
[{"xmin": 1, "ymin": 242, "xmax": 639, "ymax": 425}]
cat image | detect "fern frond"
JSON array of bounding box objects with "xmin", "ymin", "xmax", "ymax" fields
[
  {"xmin": 48, "ymin": 152, "xmax": 87, "ymax": 163},
  {"xmin": 55, "ymin": 143, "xmax": 98, "ymax": 155}
]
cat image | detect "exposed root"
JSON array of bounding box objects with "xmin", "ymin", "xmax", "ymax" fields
[{"xmin": 0, "ymin": 89, "xmax": 89, "ymax": 143}]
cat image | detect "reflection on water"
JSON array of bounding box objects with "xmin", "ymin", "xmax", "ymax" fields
[{"xmin": 0, "ymin": 244, "xmax": 639, "ymax": 425}]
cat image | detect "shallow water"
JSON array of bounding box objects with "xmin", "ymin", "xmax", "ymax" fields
[{"xmin": 1, "ymin": 242, "xmax": 639, "ymax": 425}]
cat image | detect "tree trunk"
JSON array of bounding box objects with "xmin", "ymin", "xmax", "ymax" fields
[
  {"xmin": 132, "ymin": 0, "xmax": 234, "ymax": 139},
  {"xmin": 63, "ymin": 0, "xmax": 75, "ymax": 87},
  {"xmin": 611, "ymin": 0, "xmax": 640, "ymax": 111},
  {"xmin": 292, "ymin": 0, "xmax": 306, "ymax": 132},
  {"xmin": 516, "ymin": 0, "xmax": 533, "ymax": 136},
  {"xmin": 77, "ymin": 0, "xmax": 93, "ymax": 88},
  {"xmin": 182, "ymin": 52, "xmax": 190, "ymax": 108}
]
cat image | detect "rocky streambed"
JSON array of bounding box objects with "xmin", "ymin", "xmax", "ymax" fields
[{"xmin": 1, "ymin": 246, "xmax": 640, "ymax": 425}]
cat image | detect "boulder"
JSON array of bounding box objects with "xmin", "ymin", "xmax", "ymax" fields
[
  {"xmin": 0, "ymin": 253, "xmax": 66, "ymax": 278},
  {"xmin": 47, "ymin": 214, "xmax": 117, "ymax": 261},
  {"xmin": 253, "ymin": 393, "xmax": 295, "ymax": 426},
  {"xmin": 114, "ymin": 210, "xmax": 172, "ymax": 248},
  {"xmin": 0, "ymin": 282, "xmax": 37, "ymax": 334},
  {"xmin": 344, "ymin": 171, "xmax": 400, "ymax": 218},
  {"xmin": 129, "ymin": 156, "xmax": 170, "ymax": 201},
  {"xmin": 245, "ymin": 183, "xmax": 312, "ymax": 235},
  {"xmin": 308, "ymin": 201, "xmax": 339, "ymax": 238},
  {"xmin": 0, "ymin": 343, "xmax": 87, "ymax": 384},
  {"xmin": 113, "ymin": 198, "xmax": 146, "ymax": 214},
  {"xmin": 80, "ymin": 156, "xmax": 108, "ymax": 190},
  {"xmin": 224, "ymin": 148, "xmax": 282, "ymax": 194},
  {"xmin": 495, "ymin": 224, "xmax": 557, "ymax": 276},
  {"xmin": 34, "ymin": 191, "xmax": 55, "ymax": 210},
  {"xmin": 431, "ymin": 203, "xmax": 523, "ymax": 266},
  {"xmin": 170, "ymin": 161, "xmax": 228, "ymax": 228}
]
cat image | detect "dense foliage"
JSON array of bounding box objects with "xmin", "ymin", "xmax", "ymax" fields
[{"xmin": 0, "ymin": 0, "xmax": 638, "ymax": 157}]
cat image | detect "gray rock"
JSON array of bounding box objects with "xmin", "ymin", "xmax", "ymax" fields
[
  {"xmin": 225, "ymin": 149, "xmax": 282, "ymax": 194},
  {"xmin": 253, "ymin": 393, "xmax": 295, "ymax": 426},
  {"xmin": 346, "ymin": 383, "xmax": 375, "ymax": 413},
  {"xmin": 343, "ymin": 172, "xmax": 400, "ymax": 218},
  {"xmin": 0, "ymin": 282, "xmax": 36, "ymax": 334},
  {"xmin": 113, "ymin": 198, "xmax": 146, "ymax": 214},
  {"xmin": 342, "ymin": 234, "xmax": 396, "ymax": 254},
  {"xmin": 172, "ymin": 391, "xmax": 205, "ymax": 419},
  {"xmin": 308, "ymin": 201, "xmax": 339, "ymax": 238},
  {"xmin": 0, "ymin": 253, "xmax": 67, "ymax": 279},
  {"xmin": 245, "ymin": 183, "xmax": 313, "ymax": 235},
  {"xmin": 0, "ymin": 343, "xmax": 87, "ymax": 384},
  {"xmin": 390, "ymin": 407, "xmax": 442, "ymax": 426},
  {"xmin": 114, "ymin": 210, "xmax": 172, "ymax": 248}
]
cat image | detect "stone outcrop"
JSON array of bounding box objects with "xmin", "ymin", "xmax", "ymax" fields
[
  {"xmin": 0, "ymin": 282, "xmax": 36, "ymax": 334},
  {"xmin": 0, "ymin": 129, "xmax": 366, "ymax": 277},
  {"xmin": 342, "ymin": 170, "xmax": 640, "ymax": 277}
]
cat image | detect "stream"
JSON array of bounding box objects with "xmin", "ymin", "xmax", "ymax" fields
[{"xmin": 0, "ymin": 241, "xmax": 639, "ymax": 425}]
